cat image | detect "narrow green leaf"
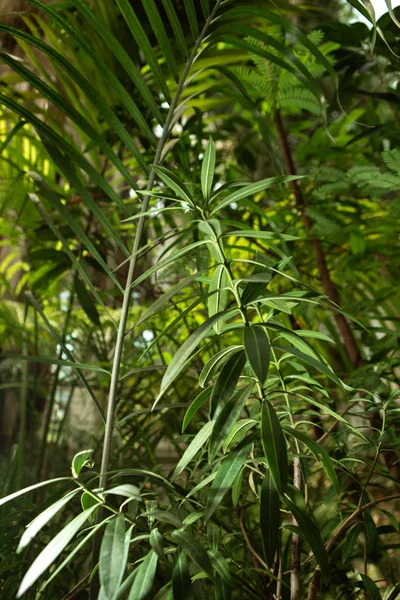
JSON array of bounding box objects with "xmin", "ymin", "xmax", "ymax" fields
[
  {"xmin": 172, "ymin": 552, "xmax": 193, "ymax": 599},
  {"xmin": 341, "ymin": 524, "xmax": 361, "ymax": 563},
  {"xmin": 161, "ymin": 0, "xmax": 188, "ymax": 58},
  {"xmin": 0, "ymin": 19, "xmax": 153, "ymax": 157},
  {"xmin": 301, "ymin": 397, "xmax": 369, "ymax": 442},
  {"xmin": 244, "ymin": 325, "xmax": 270, "ymax": 384},
  {"xmin": 205, "ymin": 442, "xmax": 251, "ymax": 522},
  {"xmin": 208, "ymin": 265, "xmax": 229, "ymax": 334},
  {"xmin": 182, "ymin": 387, "xmax": 212, "ymax": 432},
  {"xmin": 115, "ymin": 0, "xmax": 171, "ymax": 100},
  {"xmin": 224, "ymin": 229, "xmax": 298, "ymax": 241},
  {"xmin": 74, "ymin": 276, "xmax": 100, "ymax": 327},
  {"xmin": 100, "ymin": 514, "xmax": 129, "ymax": 600},
  {"xmin": 141, "ymin": 0, "xmax": 178, "ymax": 80},
  {"xmin": 283, "ymin": 497, "xmax": 329, "ymax": 578},
  {"xmin": 172, "ymin": 421, "xmax": 213, "ymax": 480},
  {"xmin": 131, "ymin": 241, "xmax": 209, "ymax": 290},
  {"xmin": 0, "ymin": 478, "xmax": 70, "ymax": 508},
  {"xmin": 183, "ymin": 0, "xmax": 199, "ymax": 39},
  {"xmin": 0, "ymin": 94, "xmax": 131, "ymax": 214},
  {"xmin": 128, "ymin": 550, "xmax": 158, "ymax": 600},
  {"xmin": 154, "ymin": 166, "xmax": 194, "ymax": 205},
  {"xmin": 273, "ymin": 345, "xmax": 350, "ymax": 391},
  {"xmin": 210, "ymin": 176, "xmax": 302, "ymax": 215},
  {"xmin": 30, "ymin": 171, "xmax": 124, "ymax": 292},
  {"xmin": 201, "ymin": 138, "xmax": 216, "ymax": 201},
  {"xmin": 17, "ymin": 506, "xmax": 98, "ymax": 597},
  {"xmin": 149, "ymin": 528, "xmax": 164, "ymax": 559},
  {"xmin": 0, "ymin": 51, "xmax": 140, "ymax": 194},
  {"xmin": 156, "ymin": 310, "xmax": 236, "ymax": 405},
  {"xmin": 223, "ymin": 419, "xmax": 257, "ymax": 453},
  {"xmin": 261, "ymin": 400, "xmax": 287, "ymax": 493},
  {"xmin": 210, "ymin": 384, "xmax": 253, "ymax": 458},
  {"xmin": 207, "ymin": 549, "xmax": 232, "ymax": 586},
  {"xmin": 70, "ymin": 0, "xmax": 162, "ymax": 123},
  {"xmin": 210, "ymin": 350, "xmax": 247, "ymax": 417},
  {"xmin": 241, "ymin": 253, "xmax": 273, "ymax": 305},
  {"xmin": 170, "ymin": 530, "xmax": 213, "ymax": 580},
  {"xmin": 360, "ymin": 574, "xmax": 381, "ymax": 600},
  {"xmin": 199, "ymin": 346, "xmax": 242, "ymax": 388},
  {"xmin": 103, "ymin": 485, "xmax": 141, "ymax": 500},
  {"xmin": 72, "ymin": 449, "xmax": 94, "ymax": 478},
  {"xmin": 17, "ymin": 491, "xmax": 78, "ymax": 553},
  {"xmin": 260, "ymin": 472, "xmax": 280, "ymax": 568}
]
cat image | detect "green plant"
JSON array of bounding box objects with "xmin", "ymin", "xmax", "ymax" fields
[{"xmin": 1, "ymin": 1, "xmax": 400, "ymax": 599}]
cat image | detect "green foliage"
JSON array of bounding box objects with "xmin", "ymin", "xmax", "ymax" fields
[{"xmin": 0, "ymin": 0, "xmax": 400, "ymax": 599}]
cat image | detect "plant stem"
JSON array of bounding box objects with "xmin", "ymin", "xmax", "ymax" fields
[
  {"xmin": 90, "ymin": 2, "xmax": 222, "ymax": 596},
  {"xmin": 274, "ymin": 109, "xmax": 363, "ymax": 368},
  {"xmin": 290, "ymin": 456, "xmax": 302, "ymax": 600}
]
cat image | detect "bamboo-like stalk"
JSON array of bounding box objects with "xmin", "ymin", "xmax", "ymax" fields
[
  {"xmin": 290, "ymin": 456, "xmax": 302, "ymax": 600},
  {"xmin": 90, "ymin": 2, "xmax": 223, "ymax": 596}
]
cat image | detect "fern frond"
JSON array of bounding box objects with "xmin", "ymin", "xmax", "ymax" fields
[
  {"xmin": 382, "ymin": 149, "xmax": 400, "ymax": 175},
  {"xmin": 231, "ymin": 66, "xmax": 274, "ymax": 97},
  {"xmin": 277, "ymin": 86, "xmax": 322, "ymax": 115}
]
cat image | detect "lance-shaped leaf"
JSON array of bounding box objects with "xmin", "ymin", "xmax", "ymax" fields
[
  {"xmin": 172, "ymin": 552, "xmax": 193, "ymax": 599},
  {"xmin": 100, "ymin": 514, "xmax": 129, "ymax": 600},
  {"xmin": 210, "ymin": 350, "xmax": 246, "ymax": 417},
  {"xmin": 273, "ymin": 345, "xmax": 351, "ymax": 391},
  {"xmin": 128, "ymin": 550, "xmax": 158, "ymax": 600},
  {"xmin": 283, "ymin": 496, "xmax": 329, "ymax": 579},
  {"xmin": 17, "ymin": 506, "xmax": 98, "ymax": 597},
  {"xmin": 199, "ymin": 346, "xmax": 242, "ymax": 388},
  {"xmin": 244, "ymin": 325, "xmax": 270, "ymax": 384},
  {"xmin": 170, "ymin": 530, "xmax": 214, "ymax": 580},
  {"xmin": 182, "ymin": 387, "xmax": 212, "ymax": 432},
  {"xmin": 360, "ymin": 574, "xmax": 381, "ymax": 600},
  {"xmin": 202, "ymin": 138, "xmax": 216, "ymax": 201},
  {"xmin": 74, "ymin": 276, "xmax": 100, "ymax": 327},
  {"xmin": 172, "ymin": 421, "xmax": 213, "ymax": 480},
  {"xmin": 0, "ymin": 477, "xmax": 70, "ymax": 508},
  {"xmin": 342, "ymin": 524, "xmax": 361, "ymax": 564},
  {"xmin": 207, "ymin": 549, "xmax": 232, "ymax": 586},
  {"xmin": 210, "ymin": 176, "xmax": 302, "ymax": 215},
  {"xmin": 210, "ymin": 384, "xmax": 253, "ymax": 458},
  {"xmin": 17, "ymin": 491, "xmax": 78, "ymax": 553},
  {"xmin": 156, "ymin": 310, "xmax": 236, "ymax": 406},
  {"xmin": 205, "ymin": 442, "xmax": 251, "ymax": 522},
  {"xmin": 260, "ymin": 472, "xmax": 280, "ymax": 568},
  {"xmin": 241, "ymin": 253, "xmax": 273, "ymax": 305},
  {"xmin": 208, "ymin": 265, "xmax": 228, "ymax": 334},
  {"xmin": 149, "ymin": 528, "xmax": 164, "ymax": 559},
  {"xmin": 154, "ymin": 166, "xmax": 194, "ymax": 205},
  {"xmin": 261, "ymin": 400, "xmax": 287, "ymax": 493}
]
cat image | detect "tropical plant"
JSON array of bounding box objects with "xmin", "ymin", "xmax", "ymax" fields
[{"xmin": 0, "ymin": 1, "xmax": 400, "ymax": 599}]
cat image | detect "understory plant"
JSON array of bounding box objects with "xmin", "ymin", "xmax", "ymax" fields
[{"xmin": 0, "ymin": 1, "xmax": 400, "ymax": 599}]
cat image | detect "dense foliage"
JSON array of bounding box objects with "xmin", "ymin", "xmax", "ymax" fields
[{"xmin": 0, "ymin": 0, "xmax": 400, "ymax": 598}]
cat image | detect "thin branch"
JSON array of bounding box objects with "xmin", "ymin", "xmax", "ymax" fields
[{"xmin": 290, "ymin": 456, "xmax": 302, "ymax": 600}]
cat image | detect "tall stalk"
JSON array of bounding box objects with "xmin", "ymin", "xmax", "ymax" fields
[{"xmin": 90, "ymin": 2, "xmax": 223, "ymax": 595}]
